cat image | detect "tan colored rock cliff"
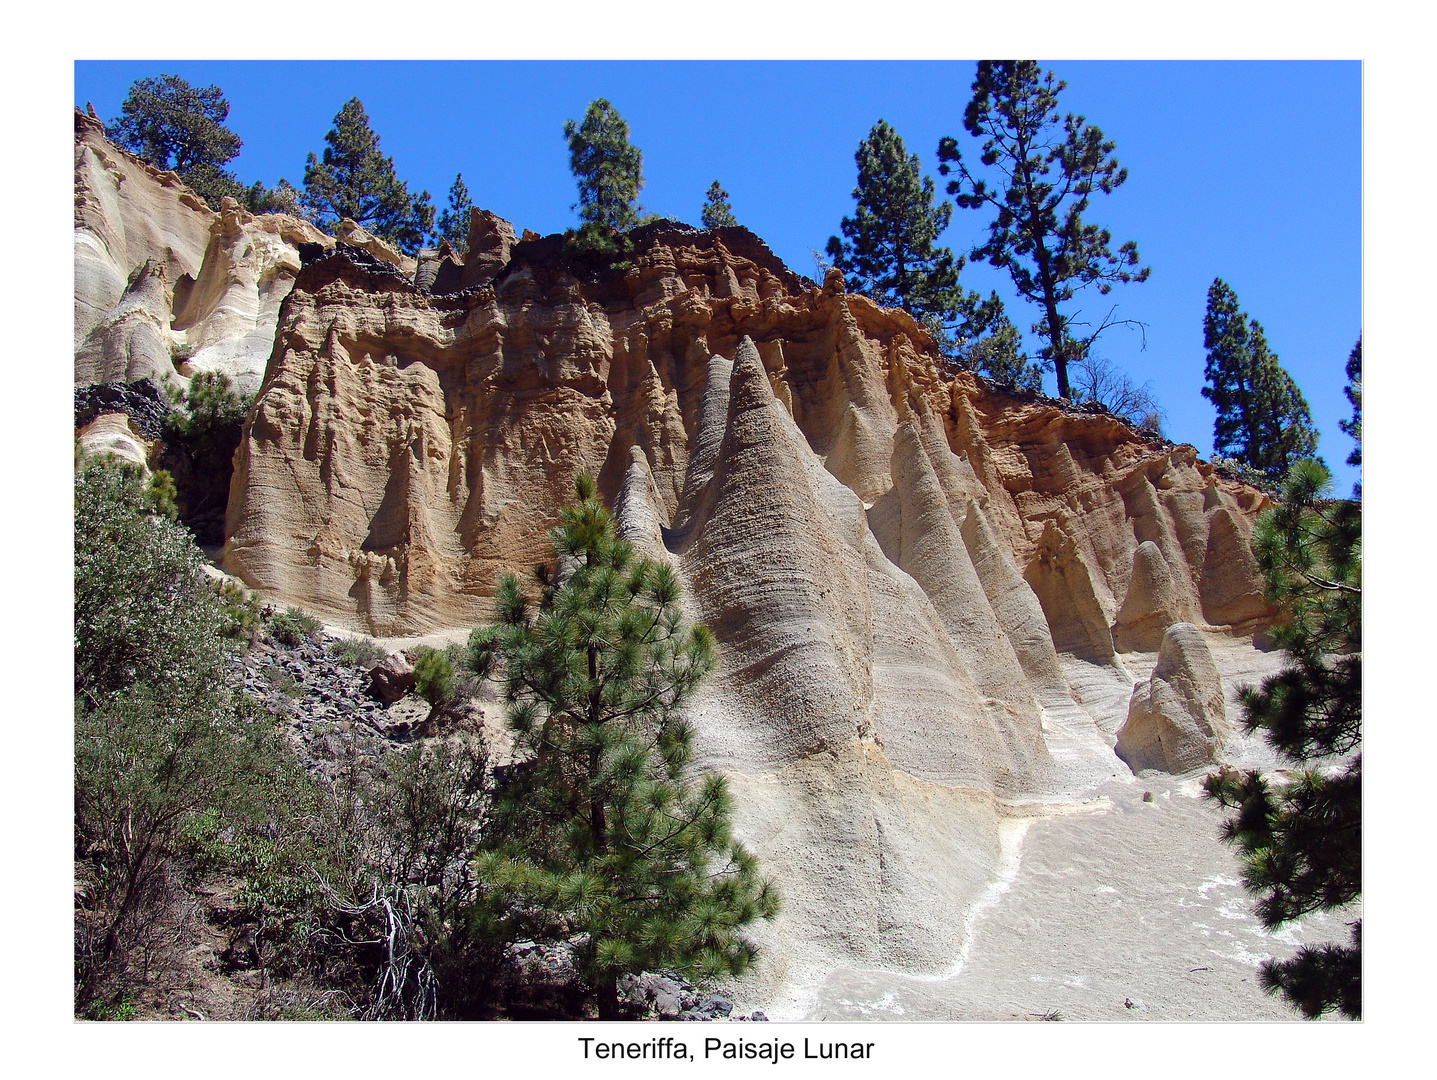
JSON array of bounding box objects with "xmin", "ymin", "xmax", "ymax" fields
[{"xmin": 76, "ymin": 109, "xmax": 1277, "ymax": 995}]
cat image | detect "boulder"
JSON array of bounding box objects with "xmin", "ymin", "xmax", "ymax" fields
[
  {"xmin": 1116, "ymin": 622, "xmax": 1229, "ymax": 774},
  {"xmin": 366, "ymin": 652, "xmax": 415, "ymax": 704}
]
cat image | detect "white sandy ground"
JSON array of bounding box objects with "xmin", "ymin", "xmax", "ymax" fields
[
  {"xmin": 306, "ymin": 596, "xmax": 1350, "ymax": 1023},
  {"xmin": 750, "ymin": 635, "xmax": 1357, "ymax": 1021}
]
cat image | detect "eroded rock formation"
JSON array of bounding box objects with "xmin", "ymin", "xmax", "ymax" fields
[
  {"xmin": 73, "ymin": 112, "xmax": 1277, "ymax": 998},
  {"xmin": 74, "ymin": 109, "xmax": 332, "ymax": 395},
  {"xmin": 1116, "ymin": 622, "xmax": 1231, "ymax": 773}
]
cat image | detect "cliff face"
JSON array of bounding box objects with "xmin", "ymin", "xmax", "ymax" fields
[
  {"xmin": 75, "ymin": 115, "xmax": 1275, "ymax": 1002},
  {"xmin": 222, "ymin": 219, "xmax": 1270, "ymax": 649},
  {"xmin": 74, "ymin": 109, "xmax": 333, "ymax": 394}
]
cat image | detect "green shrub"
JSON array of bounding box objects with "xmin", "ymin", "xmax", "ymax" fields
[
  {"xmin": 164, "ymin": 371, "xmax": 252, "ymax": 449},
  {"xmin": 411, "ymin": 647, "xmax": 456, "ymax": 707},
  {"xmin": 75, "ymin": 458, "xmax": 499, "ymax": 1019},
  {"xmin": 215, "ymin": 579, "xmax": 264, "ymax": 642},
  {"xmin": 267, "ymin": 606, "xmax": 321, "ymax": 648},
  {"xmin": 328, "ymin": 636, "xmax": 388, "ymax": 669},
  {"xmin": 74, "ymin": 459, "xmax": 297, "ymax": 1010}
]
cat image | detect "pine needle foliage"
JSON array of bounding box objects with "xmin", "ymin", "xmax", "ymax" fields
[
  {"xmin": 468, "ymin": 474, "xmax": 778, "ymax": 1019},
  {"xmin": 107, "ymin": 74, "xmax": 245, "ymax": 210},
  {"xmin": 1203, "ymin": 458, "xmax": 1361, "ymax": 1019},
  {"xmin": 1340, "ymin": 337, "xmax": 1362, "ymax": 491},
  {"xmin": 827, "ymin": 119, "xmax": 1021, "ymax": 373},
  {"xmin": 701, "ymin": 180, "xmax": 738, "ymax": 229},
  {"xmin": 564, "ymin": 99, "xmax": 644, "ymax": 234},
  {"xmin": 1201, "ymin": 279, "xmax": 1319, "ymax": 481},
  {"xmin": 938, "ymin": 61, "xmax": 1150, "ymax": 399},
  {"xmin": 826, "ymin": 120, "xmax": 965, "ymax": 321},
  {"xmin": 302, "ymin": 99, "xmax": 435, "ymax": 255},
  {"xmin": 435, "ymin": 173, "xmax": 473, "ymax": 253}
]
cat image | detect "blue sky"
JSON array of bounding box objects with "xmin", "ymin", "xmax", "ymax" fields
[{"xmin": 75, "ymin": 60, "xmax": 1361, "ymax": 493}]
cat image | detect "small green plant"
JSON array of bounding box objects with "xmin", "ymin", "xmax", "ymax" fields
[
  {"xmin": 164, "ymin": 371, "xmax": 253, "ymax": 452},
  {"xmin": 215, "ymin": 579, "xmax": 264, "ymax": 642},
  {"xmin": 267, "ymin": 607, "xmax": 321, "ymax": 648},
  {"xmin": 85, "ymin": 991, "xmax": 138, "ymax": 1021},
  {"xmin": 411, "ymin": 647, "xmax": 456, "ymax": 708},
  {"xmin": 328, "ymin": 636, "xmax": 388, "ymax": 669}
]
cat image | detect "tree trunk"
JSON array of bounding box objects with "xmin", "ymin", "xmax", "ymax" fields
[{"xmin": 596, "ymin": 971, "xmax": 622, "ymax": 1021}]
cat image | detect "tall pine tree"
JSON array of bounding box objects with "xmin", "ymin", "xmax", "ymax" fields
[
  {"xmin": 434, "ymin": 173, "xmax": 473, "ymax": 253},
  {"xmin": 826, "ymin": 119, "xmax": 1016, "ymax": 373},
  {"xmin": 938, "ymin": 61, "xmax": 1149, "ymax": 399},
  {"xmin": 701, "ymin": 180, "xmax": 738, "ymax": 229},
  {"xmin": 1201, "ymin": 279, "xmax": 1319, "ymax": 481},
  {"xmin": 302, "ymin": 98, "xmax": 434, "ymax": 255},
  {"xmin": 563, "ymin": 99, "xmax": 644, "ymax": 234},
  {"xmin": 826, "ymin": 119, "xmax": 965, "ymax": 319},
  {"xmin": 469, "ymin": 475, "xmax": 778, "ymax": 1020},
  {"xmin": 1204, "ymin": 458, "xmax": 1361, "ymax": 1019}
]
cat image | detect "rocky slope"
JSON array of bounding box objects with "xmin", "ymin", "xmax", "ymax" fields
[{"xmin": 74, "ymin": 114, "xmax": 1279, "ymax": 1014}]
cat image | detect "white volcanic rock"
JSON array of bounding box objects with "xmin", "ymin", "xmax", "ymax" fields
[
  {"xmin": 74, "ymin": 258, "xmax": 176, "ymax": 385},
  {"xmin": 74, "ymin": 110, "xmax": 335, "ymax": 395},
  {"xmin": 77, "ymin": 412, "xmax": 154, "ymax": 475},
  {"xmin": 1113, "ymin": 540, "xmax": 1184, "ymax": 652},
  {"xmin": 173, "ymin": 199, "xmax": 331, "ymax": 395},
  {"xmin": 1116, "ymin": 622, "xmax": 1230, "ymax": 774}
]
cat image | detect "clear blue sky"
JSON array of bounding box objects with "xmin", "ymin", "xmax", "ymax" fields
[{"xmin": 74, "ymin": 60, "xmax": 1361, "ymax": 493}]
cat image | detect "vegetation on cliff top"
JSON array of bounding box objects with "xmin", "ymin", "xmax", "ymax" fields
[
  {"xmin": 302, "ymin": 98, "xmax": 435, "ymax": 255},
  {"xmin": 938, "ymin": 61, "xmax": 1150, "ymax": 401},
  {"xmin": 1202, "ymin": 278, "xmax": 1320, "ymax": 481}
]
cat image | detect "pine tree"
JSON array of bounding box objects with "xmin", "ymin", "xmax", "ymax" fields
[
  {"xmin": 106, "ymin": 74, "xmax": 245, "ymax": 210},
  {"xmin": 563, "ymin": 99, "xmax": 644, "ymax": 234},
  {"xmin": 825, "ymin": 119, "xmax": 966, "ymax": 319},
  {"xmin": 302, "ymin": 98, "xmax": 435, "ymax": 255},
  {"xmin": 1203, "ymin": 458, "xmax": 1360, "ymax": 1019},
  {"xmin": 469, "ymin": 474, "xmax": 778, "ymax": 1020},
  {"xmin": 1201, "ymin": 279, "xmax": 1319, "ymax": 481},
  {"xmin": 1340, "ymin": 337, "xmax": 1361, "ymax": 492},
  {"xmin": 701, "ymin": 180, "xmax": 738, "ymax": 229},
  {"xmin": 1248, "ymin": 321, "xmax": 1319, "ymax": 478},
  {"xmin": 435, "ymin": 173, "xmax": 473, "ymax": 253},
  {"xmin": 826, "ymin": 119, "xmax": 1017, "ymax": 371},
  {"xmin": 938, "ymin": 61, "xmax": 1150, "ymax": 399},
  {"xmin": 1202, "ymin": 278, "xmax": 1254, "ymax": 461}
]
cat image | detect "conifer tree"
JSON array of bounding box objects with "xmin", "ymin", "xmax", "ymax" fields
[
  {"xmin": 938, "ymin": 61, "xmax": 1150, "ymax": 399},
  {"xmin": 434, "ymin": 173, "xmax": 473, "ymax": 253},
  {"xmin": 1201, "ymin": 279, "xmax": 1319, "ymax": 481},
  {"xmin": 563, "ymin": 99, "xmax": 644, "ymax": 234},
  {"xmin": 302, "ymin": 98, "xmax": 434, "ymax": 255},
  {"xmin": 469, "ymin": 475, "xmax": 778, "ymax": 1020},
  {"xmin": 1340, "ymin": 337, "xmax": 1361, "ymax": 492},
  {"xmin": 701, "ymin": 180, "xmax": 738, "ymax": 229},
  {"xmin": 107, "ymin": 74, "xmax": 245, "ymax": 210},
  {"xmin": 826, "ymin": 119, "xmax": 966, "ymax": 319},
  {"xmin": 826, "ymin": 119, "xmax": 1017, "ymax": 373},
  {"xmin": 1248, "ymin": 321, "xmax": 1319, "ymax": 479},
  {"xmin": 1203, "ymin": 458, "xmax": 1361, "ymax": 1019}
]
